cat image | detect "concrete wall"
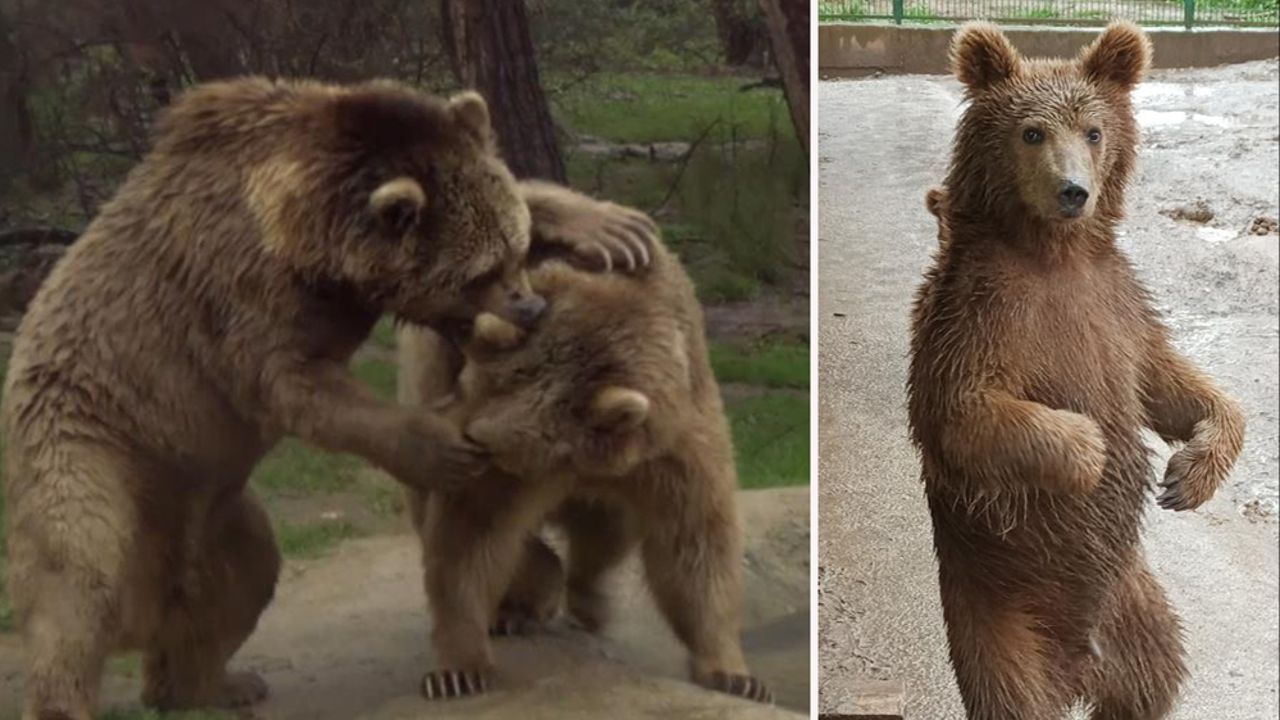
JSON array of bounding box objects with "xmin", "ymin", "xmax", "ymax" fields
[{"xmin": 819, "ymin": 24, "xmax": 1280, "ymax": 76}]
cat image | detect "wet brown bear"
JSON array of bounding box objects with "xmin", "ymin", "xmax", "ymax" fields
[
  {"xmin": 398, "ymin": 238, "xmax": 771, "ymax": 704},
  {"xmin": 1, "ymin": 77, "xmax": 652, "ymax": 720},
  {"xmin": 908, "ymin": 23, "xmax": 1245, "ymax": 720}
]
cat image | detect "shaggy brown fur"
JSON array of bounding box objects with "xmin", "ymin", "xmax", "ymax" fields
[
  {"xmin": 925, "ymin": 185, "xmax": 951, "ymax": 248},
  {"xmin": 398, "ymin": 239, "xmax": 771, "ymax": 704},
  {"xmin": 1, "ymin": 77, "xmax": 654, "ymax": 720},
  {"xmin": 908, "ymin": 23, "xmax": 1245, "ymax": 720}
]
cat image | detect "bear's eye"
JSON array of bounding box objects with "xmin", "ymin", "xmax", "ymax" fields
[
  {"xmin": 1022, "ymin": 128, "xmax": 1044, "ymax": 145},
  {"xmin": 1086, "ymin": 128, "xmax": 1103, "ymax": 144}
]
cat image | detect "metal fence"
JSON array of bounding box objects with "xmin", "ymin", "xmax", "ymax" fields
[{"xmin": 817, "ymin": 0, "xmax": 1280, "ymax": 26}]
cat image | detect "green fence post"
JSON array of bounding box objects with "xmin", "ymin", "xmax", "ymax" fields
[
  {"xmin": 893, "ymin": 0, "xmax": 904, "ymax": 23},
  {"xmin": 1184, "ymin": 0, "xmax": 1196, "ymax": 29}
]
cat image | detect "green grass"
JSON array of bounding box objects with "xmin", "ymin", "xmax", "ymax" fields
[
  {"xmin": 369, "ymin": 316, "xmax": 398, "ymax": 349},
  {"xmin": 252, "ymin": 439, "xmax": 362, "ymax": 497},
  {"xmin": 275, "ymin": 519, "xmax": 360, "ymax": 559},
  {"xmin": 1198, "ymin": 0, "xmax": 1278, "ymax": 11},
  {"xmin": 553, "ymin": 73, "xmax": 794, "ymax": 144},
  {"xmin": 725, "ymin": 393, "xmax": 809, "ymax": 489},
  {"xmin": 902, "ymin": 4, "xmax": 949, "ymax": 23},
  {"xmin": 710, "ymin": 339, "xmax": 809, "ymax": 389},
  {"xmin": 1006, "ymin": 4, "xmax": 1059, "ymax": 20},
  {"xmin": 353, "ymin": 357, "xmax": 397, "ymax": 401}
]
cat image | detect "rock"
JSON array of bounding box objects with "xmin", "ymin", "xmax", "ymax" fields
[
  {"xmin": 1248, "ymin": 215, "xmax": 1278, "ymax": 236},
  {"xmin": 1160, "ymin": 200, "xmax": 1215, "ymax": 224}
]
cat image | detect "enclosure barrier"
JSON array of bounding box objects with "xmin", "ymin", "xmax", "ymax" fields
[{"xmin": 818, "ymin": 0, "xmax": 1280, "ymax": 27}]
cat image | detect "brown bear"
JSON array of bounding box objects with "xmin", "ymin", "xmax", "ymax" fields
[
  {"xmin": 397, "ymin": 238, "xmax": 772, "ymax": 704},
  {"xmin": 1, "ymin": 77, "xmax": 654, "ymax": 720},
  {"xmin": 907, "ymin": 23, "xmax": 1245, "ymax": 720}
]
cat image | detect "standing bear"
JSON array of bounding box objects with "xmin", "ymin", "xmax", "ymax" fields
[
  {"xmin": 908, "ymin": 22, "xmax": 1245, "ymax": 720},
  {"xmin": 397, "ymin": 237, "xmax": 771, "ymax": 704},
  {"xmin": 2, "ymin": 77, "xmax": 652, "ymax": 720}
]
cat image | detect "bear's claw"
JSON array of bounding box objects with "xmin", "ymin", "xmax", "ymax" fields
[
  {"xmin": 701, "ymin": 671, "xmax": 773, "ymax": 704},
  {"xmin": 421, "ymin": 669, "xmax": 490, "ymax": 700}
]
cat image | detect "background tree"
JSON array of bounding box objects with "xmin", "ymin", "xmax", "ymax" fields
[
  {"xmin": 759, "ymin": 0, "xmax": 808, "ymax": 154},
  {"xmin": 441, "ymin": 0, "xmax": 565, "ymax": 182}
]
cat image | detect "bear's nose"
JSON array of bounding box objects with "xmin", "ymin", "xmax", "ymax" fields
[
  {"xmin": 1058, "ymin": 181, "xmax": 1090, "ymax": 212},
  {"xmin": 509, "ymin": 294, "xmax": 547, "ymax": 329}
]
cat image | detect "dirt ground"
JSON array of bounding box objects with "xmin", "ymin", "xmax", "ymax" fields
[
  {"xmin": 818, "ymin": 59, "xmax": 1279, "ymax": 719},
  {"xmin": 0, "ymin": 488, "xmax": 809, "ymax": 720}
]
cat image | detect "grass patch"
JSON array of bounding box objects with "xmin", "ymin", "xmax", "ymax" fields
[
  {"xmin": 369, "ymin": 316, "xmax": 398, "ymax": 350},
  {"xmin": 274, "ymin": 519, "xmax": 360, "ymax": 559},
  {"xmin": 251, "ymin": 439, "xmax": 362, "ymax": 498},
  {"xmin": 553, "ymin": 73, "xmax": 793, "ymax": 144},
  {"xmin": 106, "ymin": 653, "xmax": 143, "ymax": 677},
  {"xmin": 250, "ymin": 356, "xmax": 395, "ymax": 499},
  {"xmin": 676, "ymin": 138, "xmax": 805, "ymax": 289},
  {"xmin": 0, "ymin": 557, "xmax": 12, "ymax": 633},
  {"xmin": 711, "ymin": 340, "xmax": 809, "ymax": 389},
  {"xmin": 726, "ymin": 392, "xmax": 809, "ymax": 489},
  {"xmin": 1006, "ymin": 4, "xmax": 1059, "ymax": 20},
  {"xmin": 353, "ymin": 357, "xmax": 397, "ymax": 401},
  {"xmin": 1198, "ymin": 0, "xmax": 1278, "ymax": 12},
  {"xmin": 565, "ymin": 135, "xmax": 804, "ymax": 304}
]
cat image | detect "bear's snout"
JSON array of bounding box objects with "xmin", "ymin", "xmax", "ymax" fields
[
  {"xmin": 507, "ymin": 293, "xmax": 547, "ymax": 329},
  {"xmin": 1057, "ymin": 180, "xmax": 1090, "ymax": 217}
]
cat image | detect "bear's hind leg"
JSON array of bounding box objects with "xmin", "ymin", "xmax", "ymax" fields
[
  {"xmin": 142, "ymin": 489, "xmax": 280, "ymax": 711},
  {"xmin": 556, "ymin": 498, "xmax": 638, "ymax": 633},
  {"xmin": 638, "ymin": 481, "xmax": 771, "ymax": 704},
  {"xmin": 490, "ymin": 535, "xmax": 565, "ymax": 636},
  {"xmin": 1084, "ymin": 560, "xmax": 1186, "ymax": 720},
  {"xmin": 421, "ymin": 479, "xmax": 566, "ymax": 700},
  {"xmin": 942, "ymin": 589, "xmax": 1074, "ymax": 720},
  {"xmin": 9, "ymin": 448, "xmax": 142, "ymax": 720}
]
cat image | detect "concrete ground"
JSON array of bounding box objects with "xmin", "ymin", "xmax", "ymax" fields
[
  {"xmin": 0, "ymin": 488, "xmax": 809, "ymax": 719},
  {"xmin": 818, "ymin": 60, "xmax": 1279, "ymax": 719}
]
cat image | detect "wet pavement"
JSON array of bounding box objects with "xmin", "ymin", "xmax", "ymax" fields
[{"xmin": 818, "ymin": 60, "xmax": 1279, "ymax": 719}]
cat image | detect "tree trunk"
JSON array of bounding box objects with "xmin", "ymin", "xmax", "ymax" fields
[
  {"xmin": 0, "ymin": 5, "xmax": 36, "ymax": 186},
  {"xmin": 440, "ymin": 0, "xmax": 565, "ymax": 183},
  {"xmin": 759, "ymin": 0, "xmax": 809, "ymax": 154}
]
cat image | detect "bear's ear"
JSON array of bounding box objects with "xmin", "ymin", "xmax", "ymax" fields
[
  {"xmin": 370, "ymin": 176, "xmax": 425, "ymax": 235},
  {"xmin": 448, "ymin": 91, "xmax": 494, "ymax": 144},
  {"xmin": 1079, "ymin": 22, "xmax": 1151, "ymax": 90},
  {"xmin": 949, "ymin": 22, "xmax": 1022, "ymax": 92},
  {"xmin": 588, "ymin": 387, "xmax": 650, "ymax": 431},
  {"xmin": 925, "ymin": 187, "xmax": 947, "ymax": 218},
  {"xmin": 471, "ymin": 312, "xmax": 526, "ymax": 351}
]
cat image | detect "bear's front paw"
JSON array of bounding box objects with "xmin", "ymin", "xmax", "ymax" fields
[
  {"xmin": 1051, "ymin": 410, "xmax": 1107, "ymax": 494},
  {"xmin": 218, "ymin": 671, "xmax": 269, "ymax": 708},
  {"xmin": 1157, "ymin": 445, "xmax": 1220, "ymax": 511},
  {"xmin": 395, "ymin": 412, "xmax": 489, "ymax": 491},
  {"xmin": 555, "ymin": 201, "xmax": 658, "ymax": 273},
  {"xmin": 699, "ymin": 671, "xmax": 773, "ymax": 704},
  {"xmin": 421, "ymin": 668, "xmax": 492, "ymax": 700}
]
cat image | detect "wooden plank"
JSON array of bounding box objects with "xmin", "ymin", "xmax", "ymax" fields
[{"xmin": 820, "ymin": 678, "xmax": 905, "ymax": 720}]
